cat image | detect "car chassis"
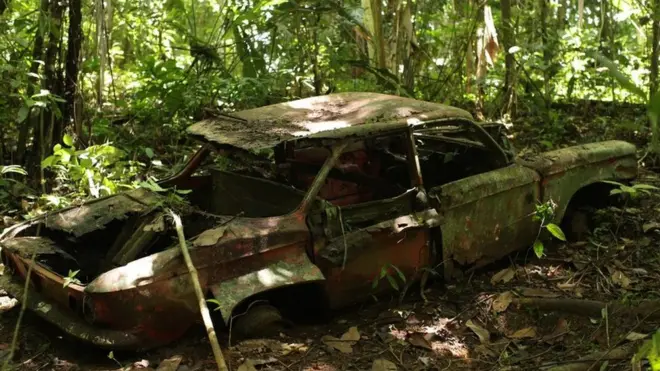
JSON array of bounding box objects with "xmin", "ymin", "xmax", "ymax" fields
[{"xmin": 0, "ymin": 93, "xmax": 637, "ymax": 350}]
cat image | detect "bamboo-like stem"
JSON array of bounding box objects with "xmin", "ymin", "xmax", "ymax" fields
[
  {"xmin": 168, "ymin": 209, "xmax": 229, "ymax": 371},
  {"xmin": 2, "ymin": 251, "xmax": 37, "ymax": 371}
]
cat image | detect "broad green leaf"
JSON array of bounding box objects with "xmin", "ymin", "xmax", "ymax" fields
[
  {"xmin": 1, "ymin": 165, "xmax": 27, "ymax": 175},
  {"xmin": 546, "ymin": 223, "xmax": 566, "ymax": 241},
  {"xmin": 633, "ymin": 184, "xmax": 659, "ymax": 191},
  {"xmin": 145, "ymin": 147, "xmax": 154, "ymax": 159},
  {"xmin": 63, "ymin": 134, "xmax": 74, "ymax": 146},
  {"xmin": 17, "ymin": 106, "xmax": 29, "ymax": 123},
  {"xmin": 533, "ymin": 240, "xmax": 544, "ymax": 258},
  {"xmin": 386, "ymin": 274, "xmax": 399, "ymax": 291},
  {"xmin": 390, "ymin": 264, "xmax": 406, "ymax": 283}
]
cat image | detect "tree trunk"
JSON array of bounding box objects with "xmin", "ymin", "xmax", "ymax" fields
[
  {"xmin": 400, "ymin": 0, "xmax": 414, "ymax": 94},
  {"xmin": 96, "ymin": 0, "xmax": 105, "ymax": 106},
  {"xmin": 501, "ymin": 0, "xmax": 516, "ymax": 117},
  {"xmin": 312, "ymin": 14, "xmax": 322, "ymax": 96},
  {"xmin": 64, "ymin": 0, "xmax": 83, "ymax": 137},
  {"xmin": 0, "ymin": 0, "xmax": 8, "ymax": 15},
  {"xmin": 539, "ymin": 0, "xmax": 551, "ymax": 106},
  {"xmin": 40, "ymin": 0, "xmax": 64, "ymax": 150},
  {"xmin": 370, "ymin": 0, "xmax": 386, "ymax": 70},
  {"xmin": 16, "ymin": 0, "xmax": 49, "ymax": 165},
  {"xmin": 651, "ymin": 0, "xmax": 660, "ymax": 99}
]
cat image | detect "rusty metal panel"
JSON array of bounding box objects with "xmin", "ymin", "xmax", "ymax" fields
[
  {"xmin": 187, "ymin": 92, "xmax": 473, "ymax": 151},
  {"xmin": 435, "ymin": 164, "xmax": 541, "ymax": 279},
  {"xmin": 519, "ymin": 140, "xmax": 637, "ymax": 221},
  {"xmin": 209, "ymin": 248, "xmax": 325, "ymax": 324},
  {"xmin": 318, "ymin": 227, "xmax": 431, "ymax": 309}
]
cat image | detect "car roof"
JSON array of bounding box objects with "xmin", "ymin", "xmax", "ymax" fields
[{"xmin": 186, "ymin": 92, "xmax": 474, "ymax": 151}]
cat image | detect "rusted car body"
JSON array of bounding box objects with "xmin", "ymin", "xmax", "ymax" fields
[{"xmin": 0, "ymin": 93, "xmax": 637, "ymax": 350}]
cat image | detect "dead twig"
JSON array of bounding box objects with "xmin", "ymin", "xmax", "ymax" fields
[
  {"xmin": 2, "ymin": 250, "xmax": 37, "ymax": 371},
  {"xmin": 169, "ymin": 209, "xmax": 229, "ymax": 371},
  {"xmin": 512, "ymin": 297, "xmax": 660, "ymax": 321}
]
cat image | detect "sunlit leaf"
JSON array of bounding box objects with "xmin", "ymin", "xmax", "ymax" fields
[
  {"xmin": 63, "ymin": 134, "xmax": 74, "ymax": 147},
  {"xmin": 533, "ymin": 240, "xmax": 544, "ymax": 258},
  {"xmin": 546, "ymin": 223, "xmax": 566, "ymax": 241}
]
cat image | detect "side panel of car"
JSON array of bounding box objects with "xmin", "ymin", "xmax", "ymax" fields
[
  {"xmin": 315, "ymin": 201, "xmax": 434, "ymax": 309},
  {"xmin": 520, "ymin": 141, "xmax": 638, "ymax": 222},
  {"xmin": 431, "ymin": 164, "xmax": 541, "ymax": 279}
]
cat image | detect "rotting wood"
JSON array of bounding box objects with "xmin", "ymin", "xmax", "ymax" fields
[
  {"xmin": 544, "ymin": 341, "xmax": 639, "ymax": 371},
  {"xmin": 513, "ymin": 298, "xmax": 660, "ymax": 320},
  {"xmin": 168, "ymin": 210, "xmax": 229, "ymax": 371}
]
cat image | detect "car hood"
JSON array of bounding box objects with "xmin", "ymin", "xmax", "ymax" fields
[{"xmin": 1, "ymin": 188, "xmax": 165, "ymax": 240}]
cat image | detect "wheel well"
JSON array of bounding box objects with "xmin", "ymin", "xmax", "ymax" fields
[
  {"xmin": 230, "ymin": 282, "xmax": 330, "ymax": 325},
  {"xmin": 562, "ymin": 181, "xmax": 619, "ymax": 216}
]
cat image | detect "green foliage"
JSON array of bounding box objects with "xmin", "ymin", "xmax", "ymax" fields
[
  {"xmin": 531, "ymin": 200, "xmax": 566, "ymax": 258},
  {"xmin": 371, "ymin": 263, "xmax": 406, "ymax": 292},
  {"xmin": 63, "ymin": 269, "xmax": 81, "ymax": 288},
  {"xmin": 602, "ymin": 180, "xmax": 660, "ymax": 198},
  {"xmin": 0, "ymin": 165, "xmax": 29, "ymax": 210},
  {"xmin": 41, "ymin": 136, "xmax": 143, "ymax": 200},
  {"xmin": 633, "ymin": 330, "xmax": 660, "ymax": 370}
]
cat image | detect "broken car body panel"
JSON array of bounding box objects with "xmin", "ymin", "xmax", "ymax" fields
[
  {"xmin": 0, "ymin": 93, "xmax": 639, "ymax": 350},
  {"xmin": 433, "ymin": 164, "xmax": 542, "ymax": 279}
]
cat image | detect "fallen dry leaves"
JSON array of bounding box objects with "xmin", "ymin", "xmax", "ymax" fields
[
  {"xmin": 372, "ymin": 359, "xmax": 397, "ymax": 371},
  {"xmin": 407, "ymin": 332, "xmax": 433, "ymax": 350},
  {"xmin": 541, "ymin": 318, "xmax": 569, "ymax": 343},
  {"xmin": 466, "ymin": 319, "xmax": 490, "ymax": 343},
  {"xmin": 321, "ymin": 326, "xmax": 360, "ymax": 353},
  {"xmin": 508, "ymin": 327, "xmax": 537, "ymax": 339},
  {"xmin": 491, "ymin": 267, "xmax": 516, "ymax": 285},
  {"xmin": 492, "ymin": 291, "xmax": 513, "ymax": 313},
  {"xmin": 611, "ymin": 270, "xmax": 631, "ymax": 289}
]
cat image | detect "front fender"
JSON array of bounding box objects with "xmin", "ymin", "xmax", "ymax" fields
[
  {"xmin": 518, "ymin": 140, "xmax": 637, "ymax": 221},
  {"xmin": 208, "ymin": 249, "xmax": 325, "ymax": 324}
]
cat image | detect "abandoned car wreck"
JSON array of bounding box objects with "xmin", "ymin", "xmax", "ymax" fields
[{"xmin": 0, "ymin": 92, "xmax": 638, "ymax": 350}]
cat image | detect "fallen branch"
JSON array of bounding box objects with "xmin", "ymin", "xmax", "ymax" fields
[
  {"xmin": 512, "ymin": 298, "xmax": 660, "ymax": 320},
  {"xmin": 169, "ymin": 210, "xmax": 229, "ymax": 371},
  {"xmin": 1, "ymin": 251, "xmax": 37, "ymax": 371},
  {"xmin": 543, "ymin": 341, "xmax": 638, "ymax": 371}
]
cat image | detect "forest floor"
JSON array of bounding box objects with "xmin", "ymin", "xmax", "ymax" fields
[{"xmin": 1, "ymin": 102, "xmax": 659, "ymax": 371}]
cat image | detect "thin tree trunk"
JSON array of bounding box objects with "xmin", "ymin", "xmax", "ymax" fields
[
  {"xmin": 651, "ymin": 0, "xmax": 660, "ymax": 98},
  {"xmin": 539, "ymin": 0, "xmax": 550, "ymax": 106},
  {"xmin": 64, "ymin": 0, "xmax": 83, "ymax": 137},
  {"xmin": 501, "ymin": 0, "xmax": 516, "ymax": 117},
  {"xmin": 312, "ymin": 14, "xmax": 322, "ymax": 96},
  {"xmin": 16, "ymin": 0, "xmax": 49, "ymax": 165},
  {"xmin": 400, "ymin": 0, "xmax": 414, "ymax": 93},
  {"xmin": 96, "ymin": 0, "xmax": 105, "ymax": 106},
  {"xmin": 37, "ymin": 0, "xmax": 63, "ymax": 153},
  {"xmin": 371, "ymin": 0, "xmax": 386, "ymax": 69}
]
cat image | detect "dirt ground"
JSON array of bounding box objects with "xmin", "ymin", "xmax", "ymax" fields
[{"xmin": 2, "ymin": 107, "xmax": 660, "ymax": 370}]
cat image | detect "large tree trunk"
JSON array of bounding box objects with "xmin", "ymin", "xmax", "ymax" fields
[
  {"xmin": 651, "ymin": 0, "xmax": 660, "ymax": 99},
  {"xmin": 362, "ymin": 0, "xmax": 386, "ymax": 70},
  {"xmin": 16, "ymin": 0, "xmax": 49, "ymax": 165},
  {"xmin": 64, "ymin": 0, "xmax": 83, "ymax": 137},
  {"xmin": 501, "ymin": 0, "xmax": 516, "ymax": 117}
]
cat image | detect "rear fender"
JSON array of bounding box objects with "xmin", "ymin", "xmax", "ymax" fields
[
  {"xmin": 518, "ymin": 140, "xmax": 637, "ymax": 221},
  {"xmin": 209, "ymin": 249, "xmax": 325, "ymax": 324}
]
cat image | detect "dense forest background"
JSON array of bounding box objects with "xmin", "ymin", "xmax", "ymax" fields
[{"xmin": 0, "ymin": 0, "xmax": 659, "ymax": 211}]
